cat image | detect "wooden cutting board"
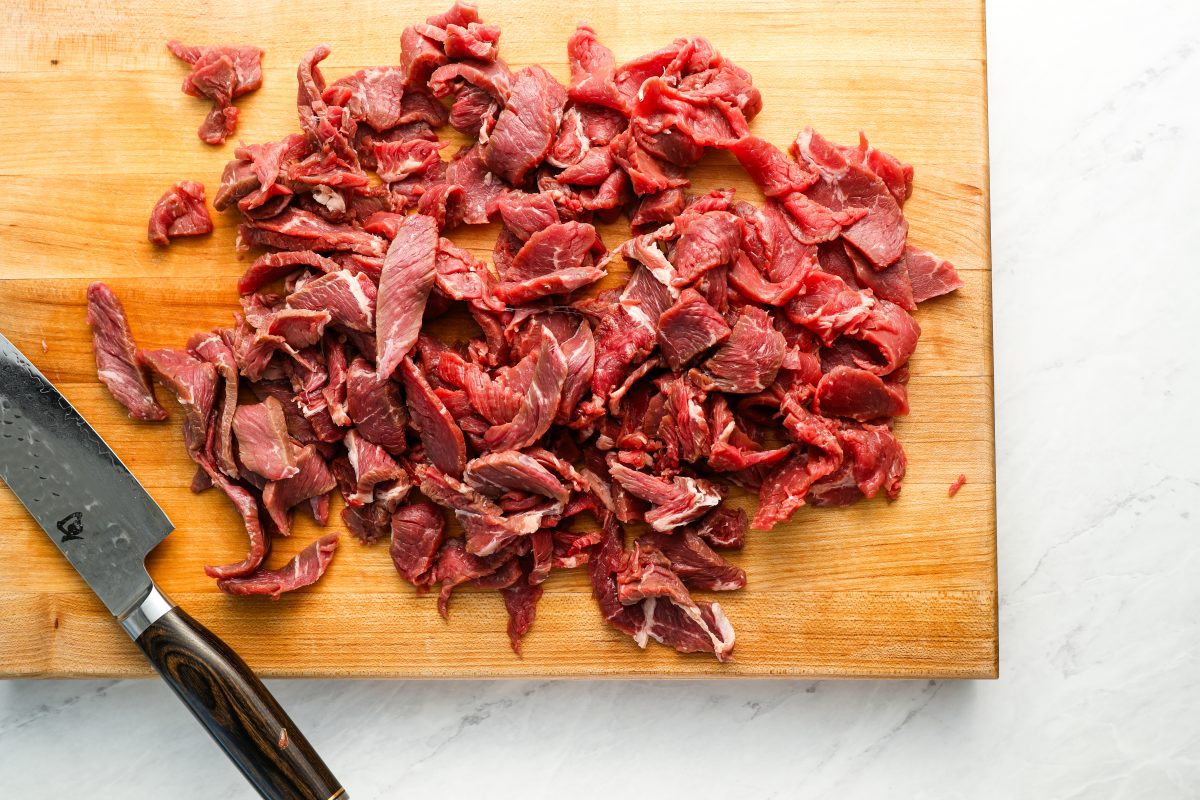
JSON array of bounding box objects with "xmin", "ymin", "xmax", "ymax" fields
[{"xmin": 0, "ymin": 0, "xmax": 995, "ymax": 678}]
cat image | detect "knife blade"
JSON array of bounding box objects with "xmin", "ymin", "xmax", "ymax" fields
[
  {"xmin": 0, "ymin": 333, "xmax": 171, "ymax": 619},
  {"xmin": 0, "ymin": 332, "xmax": 347, "ymax": 800}
]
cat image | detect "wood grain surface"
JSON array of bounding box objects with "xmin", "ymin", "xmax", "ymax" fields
[{"xmin": 0, "ymin": 0, "xmax": 996, "ymax": 678}]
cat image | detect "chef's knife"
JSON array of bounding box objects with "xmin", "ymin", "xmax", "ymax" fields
[{"xmin": 0, "ymin": 333, "xmax": 347, "ymax": 800}]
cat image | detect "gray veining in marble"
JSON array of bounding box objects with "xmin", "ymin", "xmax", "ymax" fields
[{"xmin": 2, "ymin": 0, "xmax": 1199, "ymax": 796}]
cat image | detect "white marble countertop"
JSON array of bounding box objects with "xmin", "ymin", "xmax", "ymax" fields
[{"xmin": 3, "ymin": 2, "xmax": 1198, "ymax": 797}]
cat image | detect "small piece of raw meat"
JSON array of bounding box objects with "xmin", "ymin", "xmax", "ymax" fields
[
  {"xmin": 616, "ymin": 542, "xmax": 735, "ymax": 661},
  {"xmin": 322, "ymin": 66, "xmax": 407, "ymax": 131},
  {"xmin": 813, "ymin": 366, "xmax": 909, "ymax": 422},
  {"xmin": 86, "ymin": 283, "xmax": 167, "ymax": 421},
  {"xmin": 148, "ymin": 181, "xmax": 213, "ymax": 245},
  {"xmin": 702, "ymin": 307, "xmax": 786, "ymax": 393},
  {"xmin": 344, "ymin": 429, "xmax": 406, "ymax": 504},
  {"xmin": 188, "ymin": 331, "xmax": 239, "ymax": 477},
  {"xmin": 906, "ymin": 246, "xmax": 964, "ymax": 303},
  {"xmin": 232, "ymin": 397, "xmax": 298, "ymax": 480},
  {"xmin": 693, "ymin": 507, "xmax": 747, "ymax": 550},
  {"xmin": 168, "ymin": 40, "xmax": 264, "ymax": 144},
  {"xmin": 483, "ymin": 330, "xmax": 568, "ymax": 451},
  {"xmin": 376, "ymin": 214, "xmax": 438, "ymax": 380},
  {"xmin": 607, "ymin": 463, "xmax": 722, "ymax": 531},
  {"xmin": 501, "ymin": 580, "xmax": 543, "ymax": 655},
  {"xmin": 286, "ymin": 271, "xmax": 376, "ymax": 333},
  {"xmin": 793, "ymin": 127, "xmax": 908, "ymax": 268},
  {"xmin": 657, "ymin": 288, "xmax": 731, "ymax": 370},
  {"xmin": 346, "ymin": 358, "xmax": 408, "ymax": 452},
  {"xmin": 484, "ymin": 65, "xmax": 567, "ymax": 184},
  {"xmin": 217, "ymin": 533, "xmax": 339, "ymax": 598},
  {"xmin": 237, "ymin": 209, "xmax": 387, "ymax": 256},
  {"xmin": 197, "ymin": 450, "xmax": 269, "ymax": 580},
  {"xmin": 444, "ymin": 22, "xmax": 501, "ymax": 61},
  {"xmin": 949, "ymin": 474, "xmax": 967, "ymax": 497},
  {"xmin": 139, "ymin": 347, "xmax": 218, "ymax": 455},
  {"xmin": 261, "ymin": 444, "xmax": 337, "ymax": 535},
  {"xmin": 638, "ymin": 530, "xmax": 746, "ymax": 591},
  {"xmin": 464, "ymin": 451, "xmax": 570, "ymax": 504},
  {"xmin": 399, "ymin": 357, "xmax": 467, "ymax": 477},
  {"xmin": 390, "ymin": 500, "xmax": 445, "ymax": 586}
]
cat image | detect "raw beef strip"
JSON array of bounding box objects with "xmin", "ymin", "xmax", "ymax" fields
[
  {"xmin": 502, "ymin": 221, "xmax": 603, "ymax": 283},
  {"xmin": 555, "ymin": 321, "xmax": 595, "ymax": 423},
  {"xmin": 167, "ymin": 40, "xmax": 263, "ymax": 144},
  {"xmin": 813, "ymin": 366, "xmax": 909, "ymax": 422},
  {"xmin": 433, "ymin": 537, "xmax": 517, "ymax": 617},
  {"xmin": 390, "ymin": 500, "xmax": 445, "ymax": 585},
  {"xmin": 484, "ymin": 65, "xmax": 568, "ymax": 184},
  {"xmin": 237, "ymin": 251, "xmax": 339, "ymax": 295},
  {"xmin": 86, "ymin": 283, "xmax": 167, "ymax": 421},
  {"xmin": 261, "ymin": 444, "xmax": 337, "ymax": 535},
  {"xmin": 631, "ymin": 77, "xmax": 750, "ymax": 162},
  {"xmin": 810, "ymin": 424, "xmax": 907, "ymax": 506},
  {"xmin": 374, "ymin": 138, "xmax": 445, "ymax": 183},
  {"xmin": 148, "ymin": 181, "xmax": 213, "ymax": 245},
  {"xmin": 443, "ymin": 22, "xmax": 501, "ymax": 61},
  {"xmin": 483, "ymin": 330, "xmax": 568, "ymax": 450},
  {"xmin": 237, "ymin": 209, "xmax": 386, "ymax": 256},
  {"xmin": 753, "ymin": 402, "xmax": 842, "ymax": 530},
  {"xmin": 217, "ymin": 533, "xmax": 339, "ymax": 598},
  {"xmin": 693, "ymin": 507, "xmax": 748, "ymax": 550},
  {"xmin": 616, "ymin": 542, "xmax": 735, "ymax": 661},
  {"xmin": 492, "ymin": 265, "xmax": 606, "ymax": 305},
  {"xmin": 376, "ymin": 214, "xmax": 438, "ymax": 379},
  {"xmin": 657, "ymin": 288, "xmax": 731, "ymax": 370},
  {"xmin": 187, "ymin": 331, "xmax": 239, "ymax": 476},
  {"xmin": 727, "ymin": 253, "xmax": 806, "ymax": 307},
  {"xmin": 340, "ymin": 502, "xmax": 388, "ymax": 543},
  {"xmin": 671, "ymin": 209, "xmax": 742, "ymax": 286},
  {"xmin": 793, "ymin": 128, "xmax": 908, "ymax": 268},
  {"xmin": 344, "ymin": 429, "xmax": 406, "ymax": 504},
  {"xmin": 464, "ymin": 451, "xmax": 570, "ymax": 504},
  {"xmin": 321, "ymin": 66, "xmax": 407, "ymax": 131},
  {"xmin": 232, "ymin": 397, "xmax": 298, "ymax": 480},
  {"xmin": 443, "ymin": 144, "xmax": 505, "ymax": 225},
  {"xmin": 843, "ymin": 298, "xmax": 921, "ymax": 376},
  {"xmin": 399, "ymin": 357, "xmax": 467, "ymax": 477},
  {"xmin": 607, "ymin": 463, "xmax": 721, "ymax": 531},
  {"xmin": 905, "ymin": 246, "xmax": 964, "ymax": 303},
  {"xmin": 139, "ymin": 348, "xmax": 218, "ymax": 455},
  {"xmin": 426, "ymin": 2, "xmax": 482, "ymax": 31},
  {"xmin": 495, "ymin": 191, "xmax": 559, "ymax": 241},
  {"xmin": 702, "ymin": 307, "xmax": 786, "ymax": 393},
  {"xmin": 566, "ymin": 24, "xmax": 624, "ymax": 112},
  {"xmin": 399, "ymin": 25, "xmax": 448, "ymax": 87},
  {"xmin": 501, "ymin": 580, "xmax": 543, "ymax": 655},
  {"xmin": 728, "ymin": 135, "xmax": 818, "ymax": 197},
  {"xmin": 286, "ymin": 270, "xmax": 376, "ymax": 332},
  {"xmin": 196, "ymin": 450, "xmax": 269, "ymax": 580},
  {"xmin": 638, "ymin": 530, "xmax": 745, "ymax": 591},
  {"xmin": 838, "ymin": 131, "xmax": 914, "ymax": 206},
  {"xmin": 611, "ymin": 128, "xmax": 690, "ymax": 196},
  {"xmin": 844, "ymin": 240, "xmax": 915, "ymax": 311},
  {"xmin": 345, "ymin": 358, "xmax": 408, "ymax": 452},
  {"xmin": 428, "ymin": 59, "xmax": 513, "ymax": 108},
  {"xmin": 785, "ymin": 270, "xmax": 876, "ymax": 346}
]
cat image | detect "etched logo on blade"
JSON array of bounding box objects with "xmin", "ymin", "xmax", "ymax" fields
[{"xmin": 56, "ymin": 511, "xmax": 84, "ymax": 542}]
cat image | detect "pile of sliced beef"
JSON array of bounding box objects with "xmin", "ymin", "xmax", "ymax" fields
[{"xmin": 94, "ymin": 2, "xmax": 962, "ymax": 661}]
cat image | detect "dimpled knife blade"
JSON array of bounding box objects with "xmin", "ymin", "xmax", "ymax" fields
[{"xmin": 0, "ymin": 333, "xmax": 173, "ymax": 618}]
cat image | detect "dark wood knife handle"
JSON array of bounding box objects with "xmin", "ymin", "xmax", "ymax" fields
[{"xmin": 135, "ymin": 605, "xmax": 346, "ymax": 800}]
